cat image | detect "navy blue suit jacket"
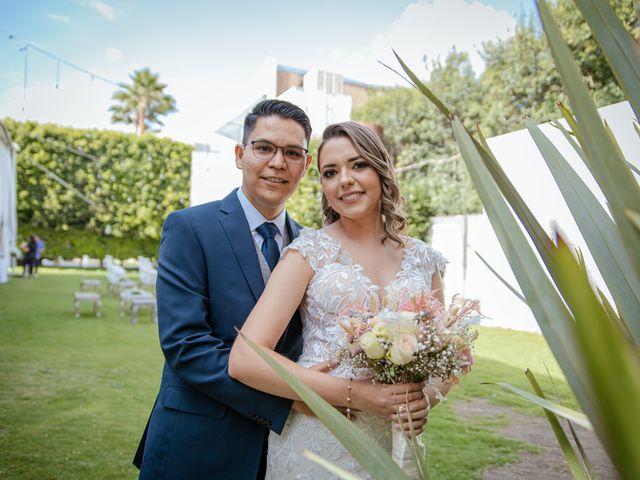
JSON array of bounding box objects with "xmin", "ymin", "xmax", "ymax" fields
[{"xmin": 134, "ymin": 190, "xmax": 303, "ymax": 479}]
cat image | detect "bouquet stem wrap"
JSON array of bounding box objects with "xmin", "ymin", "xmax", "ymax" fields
[{"xmin": 391, "ymin": 423, "xmax": 424, "ymax": 478}]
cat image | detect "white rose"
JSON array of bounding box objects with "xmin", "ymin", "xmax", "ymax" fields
[
  {"xmin": 396, "ymin": 311, "xmax": 418, "ymax": 331},
  {"xmin": 387, "ymin": 334, "xmax": 418, "ymax": 365},
  {"xmin": 359, "ymin": 331, "xmax": 386, "ymax": 359},
  {"xmin": 372, "ymin": 322, "xmax": 390, "ymax": 338}
]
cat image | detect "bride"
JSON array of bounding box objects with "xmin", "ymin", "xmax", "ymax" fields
[{"xmin": 229, "ymin": 121, "xmax": 452, "ymax": 478}]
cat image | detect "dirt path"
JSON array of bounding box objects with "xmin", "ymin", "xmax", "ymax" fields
[{"xmin": 452, "ymin": 399, "xmax": 619, "ymax": 479}]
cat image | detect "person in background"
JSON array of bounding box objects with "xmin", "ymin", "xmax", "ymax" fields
[
  {"xmin": 33, "ymin": 235, "xmax": 45, "ymax": 277},
  {"xmin": 21, "ymin": 235, "xmax": 38, "ymax": 278}
]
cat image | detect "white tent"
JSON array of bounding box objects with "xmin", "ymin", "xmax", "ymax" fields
[{"xmin": 0, "ymin": 122, "xmax": 18, "ymax": 284}]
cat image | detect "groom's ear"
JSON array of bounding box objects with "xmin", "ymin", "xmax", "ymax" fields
[
  {"xmin": 303, "ymin": 153, "xmax": 312, "ymax": 174},
  {"xmin": 234, "ymin": 143, "xmax": 245, "ymax": 170}
]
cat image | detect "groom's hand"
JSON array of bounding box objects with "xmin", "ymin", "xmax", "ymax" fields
[
  {"xmin": 292, "ymin": 400, "xmax": 358, "ymax": 421},
  {"xmin": 308, "ymin": 360, "xmax": 337, "ymax": 373}
]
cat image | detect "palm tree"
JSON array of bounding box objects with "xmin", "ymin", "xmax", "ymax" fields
[{"xmin": 109, "ymin": 68, "xmax": 177, "ymax": 135}]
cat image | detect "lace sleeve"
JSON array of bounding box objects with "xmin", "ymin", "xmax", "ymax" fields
[
  {"xmin": 281, "ymin": 227, "xmax": 319, "ymax": 272},
  {"xmin": 418, "ymin": 241, "xmax": 448, "ymax": 280}
]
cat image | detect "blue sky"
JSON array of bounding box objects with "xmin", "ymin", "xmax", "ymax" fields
[{"xmin": 1, "ymin": 0, "xmax": 535, "ymax": 142}]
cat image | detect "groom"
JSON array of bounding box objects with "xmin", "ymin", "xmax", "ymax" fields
[{"xmin": 133, "ymin": 99, "xmax": 313, "ymax": 479}]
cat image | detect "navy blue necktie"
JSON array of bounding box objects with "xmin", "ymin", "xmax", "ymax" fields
[{"xmin": 256, "ymin": 222, "xmax": 280, "ymax": 271}]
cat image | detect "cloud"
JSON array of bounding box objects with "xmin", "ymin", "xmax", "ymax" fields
[
  {"xmin": 76, "ymin": 0, "xmax": 118, "ymax": 21},
  {"xmin": 326, "ymin": 0, "xmax": 516, "ymax": 85},
  {"xmin": 104, "ymin": 47, "xmax": 123, "ymax": 62},
  {"xmin": 47, "ymin": 13, "xmax": 72, "ymax": 23}
]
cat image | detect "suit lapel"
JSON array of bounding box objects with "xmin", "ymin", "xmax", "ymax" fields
[
  {"xmin": 219, "ymin": 191, "xmax": 265, "ymax": 301},
  {"xmin": 285, "ymin": 213, "xmax": 301, "ymax": 243}
]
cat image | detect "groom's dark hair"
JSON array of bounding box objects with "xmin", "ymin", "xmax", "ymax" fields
[{"xmin": 242, "ymin": 99, "xmax": 312, "ymax": 145}]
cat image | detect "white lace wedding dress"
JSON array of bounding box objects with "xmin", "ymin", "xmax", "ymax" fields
[{"xmin": 265, "ymin": 228, "xmax": 447, "ymax": 480}]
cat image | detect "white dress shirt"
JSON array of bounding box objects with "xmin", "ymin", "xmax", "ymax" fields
[{"xmin": 236, "ymin": 188, "xmax": 286, "ymax": 252}]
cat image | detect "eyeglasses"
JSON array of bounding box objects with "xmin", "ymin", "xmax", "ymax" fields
[{"xmin": 245, "ymin": 140, "xmax": 308, "ymax": 165}]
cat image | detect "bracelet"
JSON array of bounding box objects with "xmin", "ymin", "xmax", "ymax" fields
[{"xmin": 346, "ymin": 378, "xmax": 353, "ymax": 420}]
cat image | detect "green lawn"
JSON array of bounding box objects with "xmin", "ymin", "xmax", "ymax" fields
[{"xmin": 0, "ymin": 269, "xmax": 576, "ymax": 479}]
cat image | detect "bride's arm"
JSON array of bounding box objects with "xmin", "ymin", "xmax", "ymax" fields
[
  {"xmin": 431, "ymin": 269, "xmax": 445, "ymax": 304},
  {"xmin": 229, "ymin": 250, "xmax": 424, "ymax": 416}
]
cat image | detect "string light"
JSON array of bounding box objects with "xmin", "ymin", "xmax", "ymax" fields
[
  {"xmin": 7, "ymin": 33, "xmax": 120, "ymax": 87},
  {"xmin": 5, "ymin": 32, "xmax": 121, "ymax": 109}
]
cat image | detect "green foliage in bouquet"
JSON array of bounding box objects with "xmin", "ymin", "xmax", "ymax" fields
[{"xmin": 390, "ymin": 0, "xmax": 640, "ymax": 477}]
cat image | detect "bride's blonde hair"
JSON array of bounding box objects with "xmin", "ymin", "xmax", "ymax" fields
[{"xmin": 317, "ymin": 121, "xmax": 407, "ymax": 247}]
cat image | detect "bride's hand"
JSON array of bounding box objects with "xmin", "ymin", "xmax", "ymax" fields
[
  {"xmin": 351, "ymin": 381, "xmax": 424, "ymax": 418},
  {"xmin": 391, "ymin": 396, "xmax": 429, "ymax": 436}
]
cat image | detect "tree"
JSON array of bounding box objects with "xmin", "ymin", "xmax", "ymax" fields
[
  {"xmin": 286, "ymin": 139, "xmax": 323, "ymax": 228},
  {"xmin": 553, "ymin": 0, "xmax": 639, "ymax": 107},
  {"xmin": 479, "ymin": 0, "xmax": 638, "ymax": 135},
  {"xmin": 109, "ymin": 68, "xmax": 177, "ymax": 135},
  {"xmin": 354, "ymin": 50, "xmax": 483, "ymax": 239},
  {"xmin": 479, "ymin": 17, "xmax": 565, "ymax": 136}
]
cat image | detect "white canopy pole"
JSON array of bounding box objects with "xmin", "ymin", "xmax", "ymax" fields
[{"xmin": 0, "ymin": 122, "xmax": 18, "ymax": 284}]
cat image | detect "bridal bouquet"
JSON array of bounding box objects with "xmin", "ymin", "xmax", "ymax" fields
[
  {"xmin": 338, "ymin": 293, "xmax": 480, "ymax": 384},
  {"xmin": 337, "ymin": 293, "xmax": 482, "ymax": 477}
]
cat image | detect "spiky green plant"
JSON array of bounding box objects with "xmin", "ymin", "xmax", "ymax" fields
[{"xmin": 390, "ymin": 0, "xmax": 640, "ymax": 477}]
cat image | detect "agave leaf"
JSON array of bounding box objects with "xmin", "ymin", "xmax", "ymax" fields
[
  {"xmin": 544, "ymin": 365, "xmax": 599, "ymax": 480},
  {"xmin": 550, "ymin": 119, "xmax": 582, "ymax": 159},
  {"xmin": 392, "ymin": 50, "xmax": 452, "ymax": 118},
  {"xmin": 486, "ymin": 381, "xmax": 592, "ymax": 430},
  {"xmin": 626, "ymin": 209, "xmax": 640, "ymax": 233},
  {"xmin": 551, "ymin": 118, "xmax": 640, "ymax": 185},
  {"xmin": 397, "ymin": 53, "xmax": 586, "ymax": 311},
  {"xmin": 398, "ymin": 402, "xmax": 429, "ymax": 480},
  {"xmin": 304, "ymin": 451, "xmax": 364, "ymax": 480},
  {"xmin": 551, "ymin": 233, "xmax": 640, "ymax": 478},
  {"xmin": 554, "ymin": 105, "xmax": 598, "ymax": 179},
  {"xmin": 568, "ymin": 421, "xmax": 599, "ymax": 480},
  {"xmin": 596, "ymin": 288, "xmax": 635, "ymax": 349},
  {"xmin": 474, "ymin": 250, "xmax": 527, "ymax": 304},
  {"xmin": 526, "ymin": 119, "xmax": 640, "ymax": 346},
  {"xmin": 472, "ymin": 114, "xmax": 561, "ymax": 273},
  {"xmin": 449, "ymin": 116, "xmax": 595, "ymax": 420},
  {"xmin": 525, "ymin": 369, "xmax": 591, "ymax": 479},
  {"xmin": 239, "ymin": 332, "xmax": 408, "ymax": 480},
  {"xmin": 537, "ymin": 0, "xmax": 640, "ymax": 280},
  {"xmin": 602, "ymin": 120, "xmax": 629, "ymax": 166},
  {"xmin": 398, "ymin": 52, "xmax": 567, "ymax": 294},
  {"xmin": 475, "ymin": 124, "xmax": 492, "ymax": 152},
  {"xmin": 633, "ymin": 119, "xmax": 640, "ymax": 141},
  {"xmin": 573, "ymin": 0, "xmax": 640, "ymax": 119}
]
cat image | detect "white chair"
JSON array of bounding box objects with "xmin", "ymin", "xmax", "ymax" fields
[
  {"xmin": 80, "ymin": 279, "xmax": 102, "ymax": 293},
  {"xmin": 119, "ymin": 288, "xmax": 154, "ymax": 316},
  {"xmin": 107, "ymin": 265, "xmax": 128, "ymax": 294},
  {"xmin": 130, "ymin": 297, "xmax": 157, "ymax": 324},
  {"xmin": 73, "ymin": 292, "xmax": 102, "ymax": 318}
]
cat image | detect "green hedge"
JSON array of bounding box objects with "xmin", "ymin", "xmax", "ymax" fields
[
  {"xmin": 5, "ymin": 118, "xmax": 192, "ymax": 248},
  {"xmin": 18, "ymin": 228, "xmax": 159, "ymax": 260}
]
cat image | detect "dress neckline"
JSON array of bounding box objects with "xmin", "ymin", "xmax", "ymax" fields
[{"xmin": 317, "ymin": 228, "xmax": 413, "ymax": 293}]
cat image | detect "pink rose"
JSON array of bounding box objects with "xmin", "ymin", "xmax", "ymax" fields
[{"xmin": 388, "ymin": 334, "xmax": 418, "ymax": 365}]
